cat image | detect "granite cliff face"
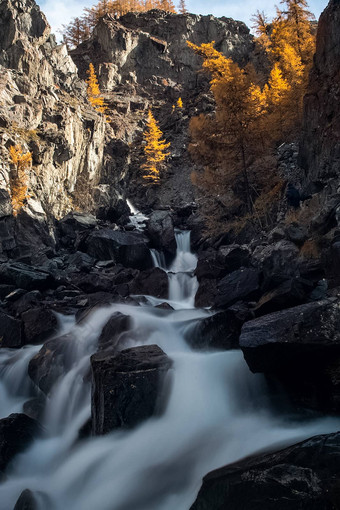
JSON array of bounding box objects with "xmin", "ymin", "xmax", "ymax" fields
[
  {"xmin": 300, "ymin": 0, "xmax": 340, "ymax": 187},
  {"xmin": 70, "ymin": 10, "xmax": 254, "ymax": 210},
  {"xmin": 0, "ymin": 0, "xmax": 109, "ymax": 219},
  {"xmin": 0, "ymin": 1, "xmax": 255, "ymax": 219}
]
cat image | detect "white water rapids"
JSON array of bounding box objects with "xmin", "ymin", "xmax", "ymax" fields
[{"xmin": 1, "ymin": 230, "xmax": 340, "ymax": 509}]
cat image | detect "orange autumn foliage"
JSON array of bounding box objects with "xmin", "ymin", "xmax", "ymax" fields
[
  {"xmin": 86, "ymin": 63, "xmax": 107, "ymax": 115},
  {"xmin": 8, "ymin": 145, "xmax": 32, "ymax": 215},
  {"xmin": 142, "ymin": 110, "xmax": 170, "ymax": 184},
  {"xmin": 63, "ymin": 0, "xmax": 177, "ymax": 48}
]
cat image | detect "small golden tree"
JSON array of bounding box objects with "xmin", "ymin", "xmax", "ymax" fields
[
  {"xmin": 177, "ymin": 97, "xmax": 183, "ymax": 108},
  {"xmin": 142, "ymin": 110, "xmax": 170, "ymax": 184},
  {"xmin": 86, "ymin": 63, "xmax": 107, "ymax": 115},
  {"xmin": 8, "ymin": 145, "xmax": 32, "ymax": 215},
  {"xmin": 178, "ymin": 0, "xmax": 187, "ymax": 13}
]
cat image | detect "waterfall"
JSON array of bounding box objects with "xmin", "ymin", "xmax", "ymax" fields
[
  {"xmin": 0, "ymin": 231, "xmax": 340, "ymax": 510},
  {"xmin": 126, "ymin": 199, "xmax": 148, "ymax": 231}
]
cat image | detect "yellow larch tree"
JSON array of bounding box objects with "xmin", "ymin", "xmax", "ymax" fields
[
  {"xmin": 177, "ymin": 97, "xmax": 183, "ymax": 108},
  {"xmin": 86, "ymin": 63, "xmax": 107, "ymax": 115},
  {"xmin": 187, "ymin": 41, "xmax": 268, "ymax": 214},
  {"xmin": 8, "ymin": 145, "xmax": 32, "ymax": 215},
  {"xmin": 142, "ymin": 110, "xmax": 170, "ymax": 184},
  {"xmin": 178, "ymin": 0, "xmax": 187, "ymax": 14}
]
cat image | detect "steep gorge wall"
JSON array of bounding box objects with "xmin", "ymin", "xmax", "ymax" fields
[
  {"xmin": 70, "ymin": 10, "xmax": 255, "ymax": 210},
  {"xmin": 0, "ymin": 0, "xmax": 255, "ymax": 219},
  {"xmin": 0, "ymin": 0, "xmax": 108, "ymax": 219},
  {"xmin": 300, "ymin": 0, "xmax": 340, "ymax": 188}
]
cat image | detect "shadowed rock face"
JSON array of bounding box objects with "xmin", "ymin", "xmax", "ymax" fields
[
  {"xmin": 300, "ymin": 0, "xmax": 340, "ymax": 186},
  {"xmin": 191, "ymin": 431, "xmax": 340, "ymax": 510},
  {"xmin": 240, "ymin": 298, "xmax": 340, "ymax": 412},
  {"xmin": 91, "ymin": 344, "xmax": 172, "ymax": 435}
]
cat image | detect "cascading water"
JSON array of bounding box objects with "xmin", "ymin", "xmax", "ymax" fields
[
  {"xmin": 1, "ymin": 231, "xmax": 340, "ymax": 510},
  {"xmin": 126, "ymin": 199, "xmax": 148, "ymax": 231}
]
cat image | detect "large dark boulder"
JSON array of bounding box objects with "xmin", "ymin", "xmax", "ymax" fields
[
  {"xmin": 217, "ymin": 244, "xmax": 251, "ymax": 271},
  {"xmin": 186, "ymin": 303, "xmax": 251, "ymax": 350},
  {"xmin": 78, "ymin": 229, "xmax": 153, "ymax": 270},
  {"xmin": 240, "ymin": 298, "xmax": 340, "ymax": 412},
  {"xmin": 191, "ymin": 431, "xmax": 340, "ymax": 510},
  {"xmin": 0, "ymin": 414, "xmax": 42, "ymax": 473},
  {"xmin": 98, "ymin": 312, "xmax": 131, "ymax": 351},
  {"xmin": 0, "ymin": 262, "xmax": 54, "ymax": 291},
  {"xmin": 13, "ymin": 489, "xmax": 50, "ymax": 510},
  {"xmin": 58, "ymin": 212, "xmax": 97, "ymax": 245},
  {"xmin": 21, "ymin": 307, "xmax": 58, "ymax": 344},
  {"xmin": 0, "ymin": 310, "xmax": 22, "ymax": 347},
  {"xmin": 194, "ymin": 278, "xmax": 218, "ymax": 308},
  {"xmin": 252, "ymin": 241, "xmax": 299, "ymax": 289},
  {"xmin": 254, "ymin": 278, "xmax": 312, "ymax": 317},
  {"xmin": 128, "ymin": 267, "xmax": 169, "ymax": 298},
  {"xmin": 214, "ymin": 268, "xmax": 261, "ymax": 309},
  {"xmin": 91, "ymin": 345, "xmax": 172, "ymax": 435},
  {"xmin": 195, "ymin": 250, "xmax": 224, "ymax": 281},
  {"xmin": 10, "ymin": 209, "xmax": 56, "ymax": 265},
  {"xmin": 147, "ymin": 210, "xmax": 176, "ymax": 256},
  {"xmin": 28, "ymin": 334, "xmax": 73, "ymax": 395}
]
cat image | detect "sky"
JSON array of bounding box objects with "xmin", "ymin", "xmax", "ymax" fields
[{"xmin": 36, "ymin": 0, "xmax": 329, "ymax": 39}]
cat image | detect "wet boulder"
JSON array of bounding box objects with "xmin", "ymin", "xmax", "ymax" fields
[
  {"xmin": 28, "ymin": 334, "xmax": 73, "ymax": 395},
  {"xmin": 14, "ymin": 489, "xmax": 38, "ymax": 510},
  {"xmin": 14, "ymin": 489, "xmax": 50, "ymax": 510},
  {"xmin": 186, "ymin": 303, "xmax": 252, "ymax": 350},
  {"xmin": 191, "ymin": 431, "xmax": 340, "ymax": 510},
  {"xmin": 195, "ymin": 278, "xmax": 218, "ymax": 308},
  {"xmin": 195, "ymin": 250, "xmax": 224, "ymax": 281},
  {"xmin": 91, "ymin": 345, "xmax": 172, "ymax": 435},
  {"xmin": 0, "ymin": 310, "xmax": 22, "ymax": 348},
  {"xmin": 78, "ymin": 229, "xmax": 153, "ymax": 270},
  {"xmin": 240, "ymin": 298, "xmax": 340, "ymax": 412},
  {"xmin": 129, "ymin": 267, "xmax": 169, "ymax": 298},
  {"xmin": 0, "ymin": 262, "xmax": 54, "ymax": 291},
  {"xmin": 98, "ymin": 312, "xmax": 131, "ymax": 351},
  {"xmin": 0, "ymin": 414, "xmax": 42, "ymax": 473},
  {"xmin": 146, "ymin": 210, "xmax": 176, "ymax": 257},
  {"xmin": 214, "ymin": 268, "xmax": 261, "ymax": 309},
  {"xmin": 21, "ymin": 307, "xmax": 58, "ymax": 344},
  {"xmin": 23, "ymin": 396, "xmax": 46, "ymax": 423}
]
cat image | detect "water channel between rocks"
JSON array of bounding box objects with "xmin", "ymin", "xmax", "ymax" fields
[{"xmin": 0, "ymin": 230, "xmax": 339, "ymax": 510}]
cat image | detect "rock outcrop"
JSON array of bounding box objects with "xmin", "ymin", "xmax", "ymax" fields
[
  {"xmin": 191, "ymin": 431, "xmax": 340, "ymax": 510},
  {"xmin": 0, "ymin": 0, "xmax": 108, "ymax": 219},
  {"xmin": 91, "ymin": 344, "xmax": 172, "ymax": 434},
  {"xmin": 240, "ymin": 298, "xmax": 340, "ymax": 412},
  {"xmin": 0, "ymin": 413, "xmax": 42, "ymax": 473},
  {"xmin": 300, "ymin": 0, "xmax": 340, "ymax": 186},
  {"xmin": 70, "ymin": 10, "xmax": 254, "ymax": 210}
]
